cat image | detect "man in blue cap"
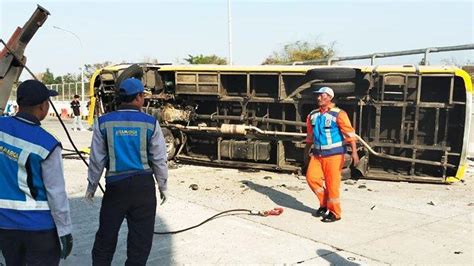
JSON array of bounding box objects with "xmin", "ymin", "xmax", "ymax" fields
[
  {"xmin": 0, "ymin": 79, "xmax": 73, "ymax": 264},
  {"xmin": 86, "ymin": 77, "xmax": 168, "ymax": 265}
]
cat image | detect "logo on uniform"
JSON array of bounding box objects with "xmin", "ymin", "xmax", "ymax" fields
[
  {"xmin": 115, "ymin": 129, "xmax": 138, "ymax": 137},
  {"xmin": 0, "ymin": 145, "xmax": 19, "ymax": 161},
  {"xmin": 324, "ymin": 114, "xmax": 332, "ymax": 127}
]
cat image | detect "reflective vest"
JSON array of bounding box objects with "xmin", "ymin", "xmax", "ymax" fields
[
  {"xmin": 310, "ymin": 107, "xmax": 346, "ymax": 157},
  {"xmin": 0, "ymin": 116, "xmax": 59, "ymax": 231},
  {"xmin": 98, "ymin": 109, "xmax": 156, "ymax": 183}
]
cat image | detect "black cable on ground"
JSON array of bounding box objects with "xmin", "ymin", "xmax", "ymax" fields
[
  {"xmin": 62, "ymin": 152, "xmax": 82, "ymax": 157},
  {"xmin": 1, "ymin": 39, "xmax": 105, "ymax": 194},
  {"xmin": 63, "ymin": 148, "xmax": 84, "ymax": 153},
  {"xmin": 47, "ymin": 99, "xmax": 105, "ymax": 194},
  {"xmin": 154, "ymin": 209, "xmax": 253, "ymax": 235},
  {"xmin": 45, "ymin": 92, "xmax": 105, "ymax": 194}
]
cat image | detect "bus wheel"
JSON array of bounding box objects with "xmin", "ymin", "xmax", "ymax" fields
[
  {"xmin": 311, "ymin": 82, "xmax": 355, "ymax": 96},
  {"xmin": 162, "ymin": 128, "xmax": 176, "ymax": 160},
  {"xmin": 306, "ymin": 68, "xmax": 357, "ymax": 82},
  {"xmin": 116, "ymin": 64, "xmax": 144, "ymax": 88}
]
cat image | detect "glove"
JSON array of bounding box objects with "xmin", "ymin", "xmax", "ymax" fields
[
  {"xmin": 59, "ymin": 233, "xmax": 73, "ymax": 259},
  {"xmin": 84, "ymin": 190, "xmax": 94, "ymax": 203},
  {"xmin": 159, "ymin": 189, "xmax": 167, "ymax": 205}
]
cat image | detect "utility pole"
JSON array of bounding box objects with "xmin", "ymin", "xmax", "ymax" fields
[
  {"xmin": 53, "ymin": 26, "xmax": 85, "ymax": 104},
  {"xmin": 228, "ymin": 0, "xmax": 233, "ymax": 65}
]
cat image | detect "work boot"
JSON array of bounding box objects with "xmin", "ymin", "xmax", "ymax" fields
[
  {"xmin": 312, "ymin": 207, "xmax": 328, "ymax": 217},
  {"xmin": 321, "ymin": 212, "xmax": 341, "ymax": 223}
]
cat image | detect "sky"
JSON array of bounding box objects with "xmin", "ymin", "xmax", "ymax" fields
[{"xmin": 1, "ymin": 0, "xmax": 473, "ymax": 78}]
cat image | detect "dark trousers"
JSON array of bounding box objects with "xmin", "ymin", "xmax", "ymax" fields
[
  {"xmin": 0, "ymin": 228, "xmax": 60, "ymax": 266},
  {"xmin": 92, "ymin": 174, "xmax": 157, "ymax": 266}
]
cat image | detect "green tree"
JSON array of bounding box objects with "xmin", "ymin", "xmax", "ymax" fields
[
  {"xmin": 262, "ymin": 40, "xmax": 336, "ymax": 65},
  {"xmin": 41, "ymin": 69, "xmax": 83, "ymax": 84},
  {"xmin": 54, "ymin": 76, "xmax": 62, "ymax": 84},
  {"xmin": 57, "ymin": 73, "xmax": 77, "ymax": 83},
  {"xmin": 184, "ymin": 54, "xmax": 227, "ymax": 65},
  {"xmin": 84, "ymin": 61, "xmax": 113, "ymax": 81},
  {"xmin": 41, "ymin": 68, "xmax": 56, "ymax": 84}
]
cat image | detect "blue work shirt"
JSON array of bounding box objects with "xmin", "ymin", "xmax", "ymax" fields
[
  {"xmin": 0, "ymin": 112, "xmax": 72, "ymax": 237},
  {"xmin": 87, "ymin": 106, "xmax": 168, "ymax": 194}
]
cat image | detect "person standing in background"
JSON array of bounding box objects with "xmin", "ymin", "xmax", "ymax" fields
[{"xmin": 70, "ymin": 94, "xmax": 84, "ymax": 131}]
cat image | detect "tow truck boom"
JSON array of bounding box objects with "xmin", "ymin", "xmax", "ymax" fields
[{"xmin": 0, "ymin": 5, "xmax": 50, "ymax": 112}]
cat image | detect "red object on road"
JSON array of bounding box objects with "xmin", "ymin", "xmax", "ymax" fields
[{"xmin": 262, "ymin": 207, "xmax": 284, "ymax": 216}]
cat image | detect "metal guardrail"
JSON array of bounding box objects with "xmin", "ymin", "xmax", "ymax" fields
[
  {"xmin": 45, "ymin": 82, "xmax": 90, "ymax": 102},
  {"xmin": 7, "ymin": 82, "xmax": 90, "ymax": 102},
  {"xmin": 291, "ymin": 44, "xmax": 474, "ymax": 66}
]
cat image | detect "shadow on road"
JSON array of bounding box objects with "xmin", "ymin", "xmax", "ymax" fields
[
  {"xmin": 242, "ymin": 180, "xmax": 315, "ymax": 214},
  {"xmin": 15, "ymin": 195, "xmax": 175, "ymax": 266},
  {"xmin": 315, "ymin": 249, "xmax": 360, "ymax": 266}
]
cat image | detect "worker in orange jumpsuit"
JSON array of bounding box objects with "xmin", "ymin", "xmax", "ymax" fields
[{"xmin": 304, "ymin": 87, "xmax": 359, "ymax": 222}]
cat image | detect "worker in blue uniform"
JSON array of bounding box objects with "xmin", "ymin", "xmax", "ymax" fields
[
  {"xmin": 86, "ymin": 77, "xmax": 168, "ymax": 266},
  {"xmin": 0, "ymin": 79, "xmax": 73, "ymax": 265}
]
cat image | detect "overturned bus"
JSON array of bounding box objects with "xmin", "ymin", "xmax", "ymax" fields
[{"xmin": 88, "ymin": 63, "xmax": 472, "ymax": 183}]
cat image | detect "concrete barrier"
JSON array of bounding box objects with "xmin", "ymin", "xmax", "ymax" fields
[
  {"xmin": 60, "ymin": 108, "xmax": 69, "ymax": 118},
  {"xmin": 48, "ymin": 101, "xmax": 88, "ymax": 120}
]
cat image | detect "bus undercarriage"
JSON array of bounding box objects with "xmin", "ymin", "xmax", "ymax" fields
[{"xmin": 91, "ymin": 64, "xmax": 471, "ymax": 183}]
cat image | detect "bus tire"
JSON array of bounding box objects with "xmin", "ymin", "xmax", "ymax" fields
[
  {"xmin": 116, "ymin": 64, "xmax": 144, "ymax": 88},
  {"xmin": 306, "ymin": 68, "xmax": 357, "ymax": 82},
  {"xmin": 311, "ymin": 82, "xmax": 356, "ymax": 95},
  {"xmin": 162, "ymin": 127, "xmax": 176, "ymax": 160}
]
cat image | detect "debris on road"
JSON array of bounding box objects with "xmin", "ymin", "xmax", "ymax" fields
[
  {"xmin": 168, "ymin": 161, "xmax": 180, "ymax": 169},
  {"xmin": 285, "ymin": 186, "xmax": 305, "ymax": 192},
  {"xmin": 238, "ymin": 168, "xmax": 260, "ymax": 173}
]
